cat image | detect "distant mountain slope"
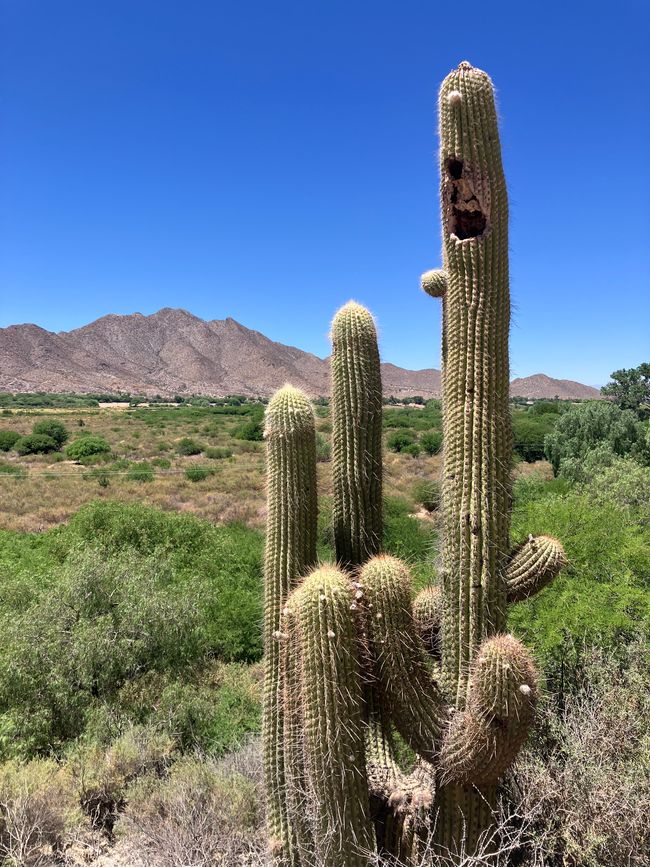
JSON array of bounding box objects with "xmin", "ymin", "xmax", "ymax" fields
[
  {"xmin": 509, "ymin": 374, "xmax": 600, "ymax": 400},
  {"xmin": 0, "ymin": 309, "xmax": 599, "ymax": 400}
]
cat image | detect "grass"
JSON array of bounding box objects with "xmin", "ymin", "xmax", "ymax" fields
[{"xmin": 0, "ymin": 402, "xmax": 444, "ymax": 531}]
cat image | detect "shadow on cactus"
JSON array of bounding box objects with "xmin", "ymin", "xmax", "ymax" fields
[{"xmin": 263, "ymin": 61, "xmax": 568, "ymax": 865}]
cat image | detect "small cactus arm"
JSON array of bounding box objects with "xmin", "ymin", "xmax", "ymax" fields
[
  {"xmin": 506, "ymin": 534, "xmax": 567, "ymax": 603},
  {"xmin": 263, "ymin": 386, "xmax": 318, "ymax": 865}
]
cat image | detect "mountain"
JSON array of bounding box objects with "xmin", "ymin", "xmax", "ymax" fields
[
  {"xmin": 0, "ymin": 309, "xmax": 599, "ymax": 400},
  {"xmin": 509, "ymin": 374, "xmax": 601, "ymax": 401}
]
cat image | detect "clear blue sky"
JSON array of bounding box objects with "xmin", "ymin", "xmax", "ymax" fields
[{"xmin": 2, "ymin": 1, "xmax": 648, "ymax": 386}]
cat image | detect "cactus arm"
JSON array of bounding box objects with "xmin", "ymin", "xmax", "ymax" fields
[
  {"xmin": 360, "ymin": 556, "xmax": 446, "ymax": 761},
  {"xmin": 440, "ymin": 634, "xmax": 538, "ymax": 785},
  {"xmin": 280, "ymin": 611, "xmax": 317, "ymax": 863},
  {"xmin": 331, "ymin": 302, "xmax": 383, "ymax": 569},
  {"xmin": 421, "ymin": 269, "xmax": 448, "ymax": 298},
  {"xmin": 506, "ymin": 535, "xmax": 567, "ymax": 603},
  {"xmin": 288, "ymin": 566, "xmax": 376, "ymax": 865},
  {"xmin": 263, "ymin": 386, "xmax": 318, "ymax": 864},
  {"xmin": 413, "ymin": 586, "xmax": 443, "ymax": 659}
]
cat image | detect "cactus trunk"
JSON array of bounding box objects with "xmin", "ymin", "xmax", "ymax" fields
[{"xmin": 437, "ymin": 61, "xmax": 511, "ymax": 707}]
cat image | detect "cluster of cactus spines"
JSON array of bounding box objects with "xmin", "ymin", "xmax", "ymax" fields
[
  {"xmin": 331, "ymin": 301, "xmax": 383, "ymax": 569},
  {"xmin": 262, "ymin": 385, "xmax": 318, "ymax": 864},
  {"xmin": 263, "ymin": 61, "xmax": 567, "ymax": 865}
]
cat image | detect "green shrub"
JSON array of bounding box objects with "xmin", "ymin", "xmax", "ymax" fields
[
  {"xmin": 232, "ymin": 421, "xmax": 263, "ymax": 442},
  {"xmin": 513, "ymin": 411, "xmax": 558, "ymax": 462},
  {"xmin": 0, "ymin": 547, "xmax": 204, "ymax": 755},
  {"xmin": 151, "ymin": 457, "xmax": 171, "ymax": 469},
  {"xmin": 387, "ymin": 430, "xmax": 417, "ymax": 453},
  {"xmin": 185, "ymin": 465, "xmax": 214, "ymax": 482},
  {"xmin": 0, "ymin": 758, "xmax": 80, "ymax": 859},
  {"xmin": 402, "ymin": 442, "xmax": 422, "ymax": 457},
  {"xmin": 544, "ymin": 401, "xmax": 648, "ymax": 475},
  {"xmin": 0, "ymin": 430, "xmax": 21, "ymax": 451},
  {"xmin": 66, "ymin": 436, "xmax": 110, "ymax": 460},
  {"xmin": 32, "ymin": 419, "xmax": 70, "ymax": 448},
  {"xmin": 413, "ymin": 479, "xmax": 440, "ymax": 512},
  {"xmin": 121, "ymin": 751, "xmax": 263, "ymax": 862},
  {"xmin": 83, "ymin": 468, "xmax": 111, "ymax": 487},
  {"xmin": 509, "ymin": 485, "xmax": 650, "ymax": 665},
  {"xmin": 315, "ymin": 432, "xmax": 331, "ymax": 462},
  {"xmin": 152, "ymin": 663, "xmax": 261, "ymax": 755},
  {"xmin": 70, "ymin": 726, "xmax": 173, "ymax": 832},
  {"xmin": 157, "ymin": 441, "xmax": 171, "ymax": 452},
  {"xmin": 65, "ymin": 503, "xmax": 264, "ymax": 662},
  {"xmin": 420, "ymin": 431, "xmax": 442, "ymax": 455},
  {"xmin": 177, "ymin": 437, "xmax": 203, "ymax": 456},
  {"xmin": 0, "ymin": 462, "xmax": 26, "ymax": 478},
  {"xmin": 128, "ymin": 462, "xmax": 154, "ymax": 482},
  {"xmin": 205, "ymin": 447, "xmax": 233, "ymax": 460},
  {"xmin": 383, "ymin": 497, "xmax": 436, "ymax": 586},
  {"xmin": 583, "ymin": 458, "xmax": 650, "ymax": 511},
  {"xmin": 14, "ymin": 433, "xmax": 58, "ymax": 455}
]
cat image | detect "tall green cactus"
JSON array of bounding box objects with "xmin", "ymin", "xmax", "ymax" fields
[
  {"xmin": 263, "ymin": 62, "xmax": 567, "ymax": 865},
  {"xmin": 331, "ymin": 301, "xmax": 383, "ymax": 569},
  {"xmin": 263, "ymin": 385, "xmax": 317, "ymax": 864}
]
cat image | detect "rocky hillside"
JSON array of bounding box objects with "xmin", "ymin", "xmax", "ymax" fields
[
  {"xmin": 509, "ymin": 374, "xmax": 600, "ymax": 400},
  {"xmin": 0, "ymin": 309, "xmax": 600, "ymax": 400}
]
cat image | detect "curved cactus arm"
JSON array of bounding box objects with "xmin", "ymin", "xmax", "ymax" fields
[
  {"xmin": 331, "ymin": 301, "xmax": 383, "ymax": 569},
  {"xmin": 439, "ymin": 635, "xmax": 538, "ymax": 786},
  {"xmin": 367, "ymin": 722, "xmax": 435, "ymax": 866},
  {"xmin": 360, "ymin": 556, "xmax": 446, "ymax": 761},
  {"xmin": 413, "ymin": 585, "xmax": 443, "ymax": 659},
  {"xmin": 506, "ymin": 535, "xmax": 567, "ymax": 603},
  {"xmin": 263, "ymin": 385, "xmax": 318, "ymax": 865},
  {"xmin": 288, "ymin": 566, "xmax": 377, "ymax": 866},
  {"xmin": 421, "ymin": 268, "xmax": 447, "ymax": 298}
]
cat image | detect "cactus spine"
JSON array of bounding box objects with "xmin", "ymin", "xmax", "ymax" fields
[{"xmin": 263, "ymin": 62, "xmax": 567, "ymax": 864}]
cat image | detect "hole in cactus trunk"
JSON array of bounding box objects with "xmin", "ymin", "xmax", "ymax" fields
[{"xmin": 445, "ymin": 157, "xmax": 487, "ymax": 240}]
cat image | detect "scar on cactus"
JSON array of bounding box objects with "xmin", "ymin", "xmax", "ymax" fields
[
  {"xmin": 443, "ymin": 157, "xmax": 489, "ymax": 239},
  {"xmin": 262, "ymin": 60, "xmax": 568, "ymax": 865}
]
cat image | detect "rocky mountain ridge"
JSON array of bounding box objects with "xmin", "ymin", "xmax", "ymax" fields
[{"xmin": 0, "ymin": 309, "xmax": 601, "ymax": 400}]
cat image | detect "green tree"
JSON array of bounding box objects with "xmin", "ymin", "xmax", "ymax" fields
[
  {"xmin": 232, "ymin": 420, "xmax": 263, "ymax": 442},
  {"xmin": 0, "ymin": 430, "xmax": 21, "ymax": 451},
  {"xmin": 65, "ymin": 436, "xmax": 111, "ymax": 460},
  {"xmin": 14, "ymin": 434, "xmax": 58, "ymax": 455},
  {"xmin": 32, "ymin": 419, "xmax": 70, "ymax": 448},
  {"xmin": 386, "ymin": 430, "xmax": 417, "ymax": 452},
  {"xmin": 601, "ymin": 363, "xmax": 650, "ymax": 418},
  {"xmin": 544, "ymin": 400, "xmax": 648, "ymax": 475},
  {"xmin": 420, "ymin": 431, "xmax": 443, "ymax": 455}
]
